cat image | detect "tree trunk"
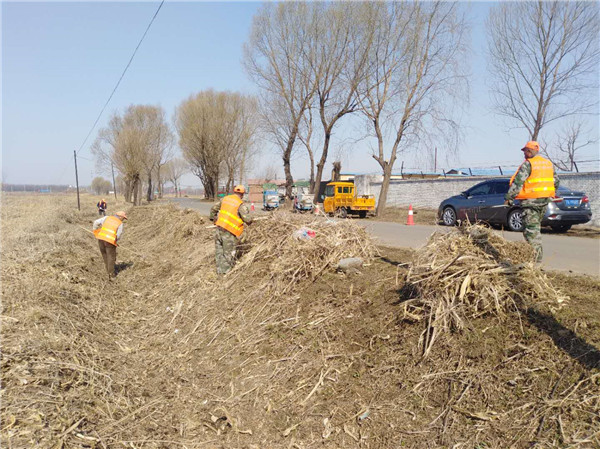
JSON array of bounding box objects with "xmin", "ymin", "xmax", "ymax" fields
[
  {"xmin": 157, "ymin": 167, "xmax": 163, "ymax": 198},
  {"xmin": 308, "ymin": 149, "xmax": 315, "ymax": 194},
  {"xmin": 376, "ymin": 164, "xmax": 393, "ymax": 217},
  {"xmin": 213, "ymin": 169, "xmax": 219, "ymax": 201},
  {"xmin": 124, "ymin": 179, "xmax": 132, "ymax": 203},
  {"xmin": 312, "ymin": 130, "xmax": 332, "ymax": 203},
  {"xmin": 132, "ymin": 177, "xmax": 139, "ymax": 206},
  {"xmin": 282, "ymin": 128, "xmax": 298, "ymax": 198},
  {"xmin": 313, "ymin": 161, "xmax": 325, "ymax": 203},
  {"xmin": 137, "ymin": 179, "xmax": 143, "ymax": 206},
  {"xmin": 146, "ymin": 174, "xmax": 153, "ymax": 202}
]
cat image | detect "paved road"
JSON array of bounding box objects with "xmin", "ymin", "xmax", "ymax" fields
[{"xmin": 172, "ymin": 198, "xmax": 600, "ymax": 277}]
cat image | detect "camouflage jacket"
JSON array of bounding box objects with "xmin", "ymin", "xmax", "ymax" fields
[
  {"xmin": 505, "ymin": 160, "xmax": 560, "ymax": 207},
  {"xmin": 209, "ymin": 198, "xmax": 253, "ymax": 225}
]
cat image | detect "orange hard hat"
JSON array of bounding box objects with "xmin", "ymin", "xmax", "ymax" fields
[
  {"xmin": 522, "ymin": 141, "xmax": 539, "ymax": 151},
  {"xmin": 233, "ymin": 185, "xmax": 246, "ymax": 194},
  {"xmin": 101, "ymin": 198, "xmax": 106, "ymax": 202},
  {"xmin": 115, "ymin": 211, "xmax": 128, "ymax": 220}
]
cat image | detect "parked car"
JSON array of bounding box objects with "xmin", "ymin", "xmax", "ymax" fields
[{"xmin": 437, "ymin": 178, "xmax": 592, "ymax": 232}]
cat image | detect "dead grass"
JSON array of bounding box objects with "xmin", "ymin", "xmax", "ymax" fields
[
  {"xmin": 2, "ymin": 194, "xmax": 599, "ymax": 449},
  {"xmin": 401, "ymin": 224, "xmax": 567, "ymax": 357},
  {"xmin": 373, "ymin": 207, "xmax": 440, "ymax": 225}
]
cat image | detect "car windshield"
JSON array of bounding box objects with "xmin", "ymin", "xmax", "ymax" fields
[{"xmin": 324, "ymin": 185, "xmax": 335, "ymax": 197}]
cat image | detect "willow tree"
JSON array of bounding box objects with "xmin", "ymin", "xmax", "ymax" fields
[
  {"xmin": 176, "ymin": 90, "xmax": 257, "ymax": 199},
  {"xmin": 92, "ymin": 105, "xmax": 171, "ymax": 205}
]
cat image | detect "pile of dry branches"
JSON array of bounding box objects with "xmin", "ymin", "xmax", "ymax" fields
[
  {"xmin": 232, "ymin": 213, "xmax": 375, "ymax": 294},
  {"xmin": 402, "ymin": 224, "xmax": 568, "ymax": 357}
]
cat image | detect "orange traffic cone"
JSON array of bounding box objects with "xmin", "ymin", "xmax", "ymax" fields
[
  {"xmin": 251, "ymin": 202, "xmax": 255, "ymax": 212},
  {"xmin": 314, "ymin": 204, "xmax": 319, "ymax": 215},
  {"xmin": 406, "ymin": 204, "xmax": 415, "ymax": 226}
]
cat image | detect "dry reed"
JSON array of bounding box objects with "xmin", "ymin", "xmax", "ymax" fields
[{"xmin": 402, "ymin": 224, "xmax": 568, "ymax": 357}]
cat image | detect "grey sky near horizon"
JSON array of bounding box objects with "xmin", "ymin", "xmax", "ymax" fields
[{"xmin": 2, "ymin": 1, "xmax": 599, "ymax": 187}]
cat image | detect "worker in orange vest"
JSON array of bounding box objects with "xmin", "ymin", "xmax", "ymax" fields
[
  {"xmin": 504, "ymin": 141, "xmax": 560, "ymax": 262},
  {"xmin": 97, "ymin": 199, "xmax": 107, "ymax": 216},
  {"xmin": 209, "ymin": 185, "xmax": 253, "ymax": 274},
  {"xmin": 93, "ymin": 210, "xmax": 127, "ymax": 280}
]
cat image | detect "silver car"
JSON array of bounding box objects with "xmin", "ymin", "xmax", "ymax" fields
[{"xmin": 437, "ymin": 179, "xmax": 592, "ymax": 232}]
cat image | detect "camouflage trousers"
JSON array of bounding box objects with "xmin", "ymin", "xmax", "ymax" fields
[
  {"xmin": 215, "ymin": 227, "xmax": 239, "ymax": 274},
  {"xmin": 522, "ymin": 205, "xmax": 547, "ymax": 263}
]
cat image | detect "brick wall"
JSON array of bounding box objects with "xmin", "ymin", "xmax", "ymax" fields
[{"xmin": 355, "ymin": 172, "xmax": 600, "ymax": 226}]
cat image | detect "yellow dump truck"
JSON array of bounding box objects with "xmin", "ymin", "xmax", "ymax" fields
[{"xmin": 322, "ymin": 182, "xmax": 375, "ymax": 218}]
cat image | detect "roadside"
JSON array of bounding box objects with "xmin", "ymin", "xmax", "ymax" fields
[
  {"xmin": 169, "ymin": 197, "xmax": 600, "ymax": 276},
  {"xmin": 374, "ymin": 206, "xmax": 600, "ymax": 239},
  {"xmin": 2, "ymin": 195, "xmax": 598, "ymax": 448}
]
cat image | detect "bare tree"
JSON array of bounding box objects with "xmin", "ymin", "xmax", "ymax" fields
[
  {"xmin": 359, "ymin": 1, "xmax": 468, "ymax": 215},
  {"xmin": 310, "ymin": 2, "xmax": 374, "ymax": 203},
  {"xmin": 176, "ymin": 90, "xmax": 257, "ymax": 199},
  {"xmin": 544, "ymin": 121, "xmax": 598, "ymax": 171},
  {"xmin": 92, "ymin": 106, "xmax": 160, "ymax": 206},
  {"xmin": 91, "ymin": 176, "xmax": 112, "ymax": 195},
  {"xmin": 487, "ymin": 1, "xmax": 599, "ymax": 140},
  {"xmin": 297, "ymin": 106, "xmax": 318, "ymax": 193},
  {"xmin": 139, "ymin": 106, "xmax": 174, "ymax": 202},
  {"xmin": 223, "ymin": 94, "xmax": 259, "ymax": 191},
  {"xmin": 244, "ymin": 2, "xmax": 318, "ymax": 198},
  {"xmin": 163, "ymin": 158, "xmax": 188, "ymax": 197},
  {"xmin": 261, "ymin": 164, "xmax": 278, "ymax": 183}
]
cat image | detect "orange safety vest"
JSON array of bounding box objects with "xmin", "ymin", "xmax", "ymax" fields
[
  {"xmin": 215, "ymin": 194, "xmax": 244, "ymax": 237},
  {"xmin": 94, "ymin": 215, "xmax": 122, "ymax": 246},
  {"xmin": 509, "ymin": 155, "xmax": 555, "ymax": 199}
]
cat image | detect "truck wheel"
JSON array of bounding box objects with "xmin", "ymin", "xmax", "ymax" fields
[
  {"xmin": 337, "ymin": 208, "xmax": 348, "ymax": 219},
  {"xmin": 359, "ymin": 211, "xmax": 367, "ymax": 218}
]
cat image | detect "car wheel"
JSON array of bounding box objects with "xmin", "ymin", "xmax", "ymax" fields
[
  {"xmin": 338, "ymin": 207, "xmax": 348, "ymax": 219},
  {"xmin": 442, "ymin": 207, "xmax": 457, "ymax": 226},
  {"xmin": 358, "ymin": 210, "xmax": 367, "ymax": 219},
  {"xmin": 507, "ymin": 209, "xmax": 524, "ymax": 232},
  {"xmin": 551, "ymin": 224, "xmax": 571, "ymax": 233}
]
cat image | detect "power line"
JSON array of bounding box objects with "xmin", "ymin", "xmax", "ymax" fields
[
  {"xmin": 75, "ymin": 0, "xmax": 165, "ymax": 157},
  {"xmin": 57, "ymin": 0, "xmax": 165, "ymax": 184}
]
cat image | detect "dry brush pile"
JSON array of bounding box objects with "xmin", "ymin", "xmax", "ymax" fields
[
  {"xmin": 2, "ymin": 195, "xmax": 599, "ymax": 449},
  {"xmin": 401, "ymin": 225, "xmax": 568, "ymax": 357}
]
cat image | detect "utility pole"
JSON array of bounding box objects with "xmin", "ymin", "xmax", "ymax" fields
[
  {"xmin": 74, "ymin": 150, "xmax": 81, "ymax": 211},
  {"xmin": 111, "ymin": 162, "xmax": 117, "ymax": 201}
]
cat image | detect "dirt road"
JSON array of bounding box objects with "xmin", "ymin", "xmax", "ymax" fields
[{"xmin": 173, "ymin": 198, "xmax": 600, "ymax": 277}]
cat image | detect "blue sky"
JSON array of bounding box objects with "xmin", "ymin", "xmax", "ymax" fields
[{"xmin": 2, "ymin": 1, "xmax": 599, "ymax": 187}]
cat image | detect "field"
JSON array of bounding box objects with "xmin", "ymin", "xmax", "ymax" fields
[{"xmin": 2, "ymin": 194, "xmax": 599, "ymax": 449}]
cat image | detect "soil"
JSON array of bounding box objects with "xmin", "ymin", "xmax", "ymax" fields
[{"xmin": 2, "ymin": 194, "xmax": 599, "ymax": 449}]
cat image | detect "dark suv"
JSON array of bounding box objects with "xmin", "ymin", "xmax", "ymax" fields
[{"xmin": 437, "ymin": 179, "xmax": 592, "ymax": 232}]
